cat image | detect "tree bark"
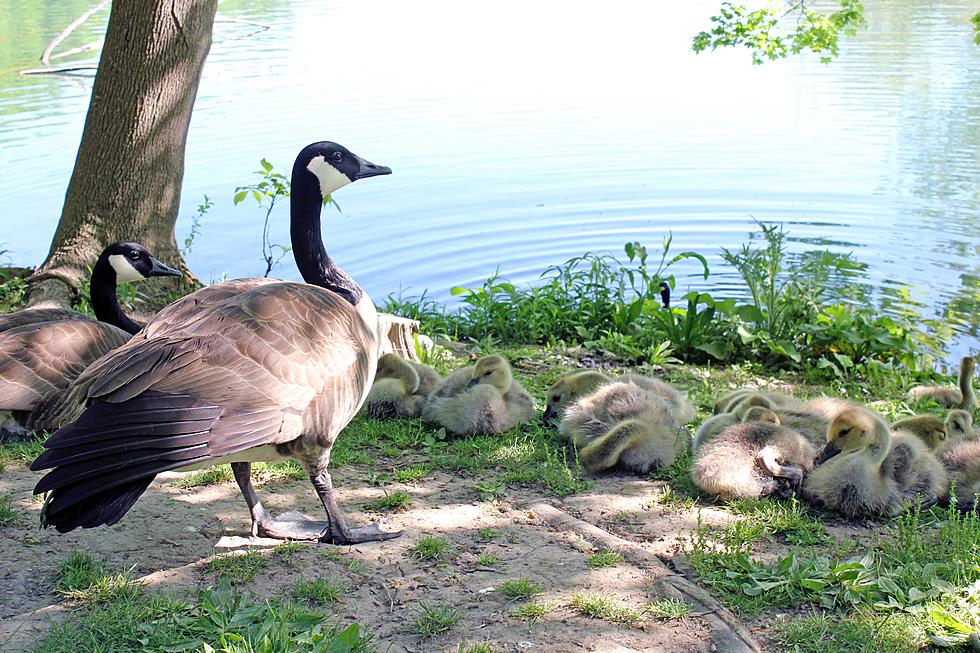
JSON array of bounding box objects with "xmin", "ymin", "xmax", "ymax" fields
[{"xmin": 28, "ymin": 0, "xmax": 218, "ymax": 307}]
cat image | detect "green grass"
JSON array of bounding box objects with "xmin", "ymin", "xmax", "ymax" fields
[
  {"xmin": 477, "ymin": 553, "xmax": 501, "ymax": 566},
  {"xmin": 393, "ymin": 465, "xmax": 429, "ymax": 482},
  {"xmin": 414, "ymin": 602, "xmax": 461, "ymax": 638},
  {"xmin": 570, "ymin": 592, "xmax": 640, "ymax": 625},
  {"xmin": 725, "ymin": 497, "xmax": 828, "ymax": 545},
  {"xmin": 203, "ymin": 551, "xmax": 269, "ymax": 584},
  {"xmin": 364, "ymin": 490, "xmax": 412, "ymax": 513},
  {"xmin": 498, "ymin": 579, "xmax": 543, "ymax": 600},
  {"xmin": 586, "ymin": 550, "xmax": 622, "ymax": 569},
  {"xmin": 0, "ymin": 493, "xmax": 20, "ymax": 526},
  {"xmin": 54, "ymin": 551, "xmax": 141, "ymax": 604},
  {"xmin": 774, "ymin": 611, "xmax": 920, "ymax": 653},
  {"xmin": 645, "ymin": 598, "xmax": 693, "ymax": 621},
  {"xmin": 477, "ymin": 527, "xmax": 501, "ymax": 542},
  {"xmin": 411, "ymin": 536, "xmax": 450, "ymax": 561},
  {"xmin": 458, "ymin": 642, "xmax": 494, "ymax": 653},
  {"xmin": 273, "ymin": 541, "xmax": 305, "ymax": 565},
  {"xmin": 32, "ymin": 579, "xmax": 374, "ymax": 653},
  {"xmin": 0, "ymin": 432, "xmax": 45, "ymax": 465},
  {"xmin": 293, "ymin": 578, "xmax": 345, "ymax": 606},
  {"xmin": 171, "ymin": 464, "xmax": 234, "ymax": 488},
  {"xmin": 512, "ymin": 600, "xmax": 554, "ymax": 623},
  {"xmin": 346, "ymin": 559, "xmax": 369, "ymax": 574}
]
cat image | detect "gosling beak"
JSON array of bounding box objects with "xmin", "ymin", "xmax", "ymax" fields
[
  {"xmin": 353, "ymin": 155, "xmax": 391, "ymax": 180},
  {"xmin": 542, "ymin": 407, "xmax": 557, "ymax": 425},
  {"xmin": 147, "ymin": 257, "xmax": 182, "ymax": 278},
  {"xmin": 465, "ymin": 378, "xmax": 479, "ymax": 390},
  {"xmin": 814, "ymin": 441, "xmax": 842, "ymax": 465}
]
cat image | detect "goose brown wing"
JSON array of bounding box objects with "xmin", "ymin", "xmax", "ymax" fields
[
  {"xmin": 0, "ymin": 320, "xmax": 130, "ymax": 427},
  {"xmin": 0, "ymin": 308, "xmax": 92, "ymax": 333},
  {"xmin": 32, "ymin": 282, "xmax": 377, "ymax": 531},
  {"xmin": 138, "ymin": 278, "xmax": 279, "ymax": 339}
]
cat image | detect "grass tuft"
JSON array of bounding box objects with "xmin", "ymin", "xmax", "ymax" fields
[
  {"xmin": 411, "ymin": 536, "xmax": 450, "ymax": 561},
  {"xmin": 55, "ymin": 551, "xmax": 140, "ymax": 604},
  {"xmin": 645, "ymin": 598, "xmax": 693, "ymax": 620},
  {"xmin": 293, "ymin": 578, "xmax": 345, "ymax": 606},
  {"xmin": 513, "ymin": 600, "xmax": 554, "ymax": 623},
  {"xmin": 498, "ymin": 579, "xmax": 543, "ymax": 600},
  {"xmin": 571, "ymin": 592, "xmax": 640, "ymax": 625},
  {"xmin": 203, "ymin": 551, "xmax": 269, "ymax": 584},
  {"xmin": 587, "ymin": 550, "xmax": 622, "ymax": 569},
  {"xmin": 365, "ymin": 490, "xmax": 412, "ymax": 513},
  {"xmin": 477, "ymin": 553, "xmax": 501, "ymax": 566},
  {"xmin": 414, "ymin": 602, "xmax": 461, "ymax": 638},
  {"xmin": 0, "ymin": 493, "xmax": 20, "ymax": 526}
]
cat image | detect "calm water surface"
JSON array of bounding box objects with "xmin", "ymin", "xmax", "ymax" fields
[{"xmin": 0, "ymin": 0, "xmax": 977, "ymax": 362}]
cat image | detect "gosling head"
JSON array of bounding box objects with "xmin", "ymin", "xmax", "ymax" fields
[
  {"xmin": 962, "ymin": 356, "xmax": 977, "ymax": 378},
  {"xmin": 375, "ymin": 353, "xmax": 419, "ymax": 393},
  {"xmin": 816, "ymin": 407, "xmax": 889, "ymax": 465},
  {"xmin": 542, "ymin": 370, "xmax": 609, "ymax": 425},
  {"xmin": 946, "ymin": 409, "xmax": 974, "ymax": 439},
  {"xmin": 297, "ymin": 141, "xmax": 392, "ymax": 198},
  {"xmin": 893, "ymin": 415, "xmax": 947, "ymax": 450},
  {"xmin": 466, "ymin": 355, "xmax": 513, "ymax": 392},
  {"xmin": 98, "ymin": 242, "xmax": 182, "ymax": 283},
  {"xmin": 733, "ymin": 393, "xmax": 774, "ymax": 418},
  {"xmin": 741, "ymin": 406, "xmax": 780, "ymax": 425}
]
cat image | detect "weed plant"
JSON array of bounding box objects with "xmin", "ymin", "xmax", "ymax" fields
[
  {"xmin": 498, "ymin": 579, "xmax": 543, "ymax": 600},
  {"xmin": 414, "ymin": 602, "xmax": 461, "ymax": 638}
]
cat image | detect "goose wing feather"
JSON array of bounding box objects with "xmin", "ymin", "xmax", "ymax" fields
[{"xmin": 0, "ymin": 308, "xmax": 92, "ymax": 333}]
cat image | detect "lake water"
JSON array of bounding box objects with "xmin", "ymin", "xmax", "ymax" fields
[{"xmin": 1, "ymin": 0, "xmax": 977, "ymax": 363}]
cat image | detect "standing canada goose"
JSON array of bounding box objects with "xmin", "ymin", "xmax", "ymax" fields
[
  {"xmin": 31, "ymin": 141, "xmax": 397, "ymax": 544},
  {"xmin": 541, "ymin": 370, "xmax": 610, "ymax": 425},
  {"xmin": 0, "ymin": 243, "xmax": 180, "ymax": 437},
  {"xmin": 945, "ymin": 409, "xmax": 975, "ymax": 440},
  {"xmin": 891, "ymin": 415, "xmax": 948, "ymax": 451},
  {"xmin": 421, "ymin": 355, "xmax": 533, "ymax": 436},
  {"xmin": 712, "ymin": 388, "xmax": 797, "ymax": 415},
  {"xmin": 691, "ymin": 417, "xmax": 816, "ymax": 500},
  {"xmin": 802, "ymin": 407, "xmax": 948, "ymax": 518},
  {"xmin": 559, "ymin": 381, "xmax": 690, "ymax": 474},
  {"xmin": 908, "ymin": 356, "xmax": 977, "ymax": 410},
  {"xmin": 693, "ymin": 393, "xmax": 773, "ymax": 450},
  {"xmin": 363, "ymin": 353, "xmax": 441, "ymax": 419}
]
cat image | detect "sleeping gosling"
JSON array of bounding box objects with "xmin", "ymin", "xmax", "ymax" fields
[
  {"xmin": 712, "ymin": 388, "xmax": 797, "ymax": 415},
  {"xmin": 542, "ymin": 370, "xmax": 611, "ymax": 424},
  {"xmin": 945, "ymin": 409, "xmax": 975, "ymax": 441},
  {"xmin": 802, "ymin": 407, "xmax": 948, "ymax": 518},
  {"xmin": 421, "ymin": 355, "xmax": 533, "ymax": 436},
  {"xmin": 559, "ymin": 381, "xmax": 689, "ymax": 474},
  {"xmin": 891, "ymin": 415, "xmax": 948, "ymax": 452},
  {"xmin": 622, "ymin": 372, "xmax": 696, "ymax": 425},
  {"xmin": 691, "ymin": 412, "xmax": 816, "ymax": 500},
  {"xmin": 693, "ymin": 393, "xmax": 774, "ymax": 450},
  {"xmin": 363, "ymin": 353, "xmax": 441, "ymax": 419},
  {"xmin": 908, "ymin": 356, "xmax": 977, "ymax": 410}
]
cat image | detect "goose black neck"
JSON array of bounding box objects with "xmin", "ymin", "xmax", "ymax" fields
[
  {"xmin": 90, "ymin": 257, "xmax": 141, "ymax": 335},
  {"xmin": 289, "ymin": 162, "xmax": 362, "ymax": 306}
]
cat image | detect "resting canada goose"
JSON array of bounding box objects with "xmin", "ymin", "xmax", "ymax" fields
[
  {"xmin": 945, "ymin": 409, "xmax": 975, "ymax": 440},
  {"xmin": 692, "ymin": 393, "xmax": 773, "ymax": 450},
  {"xmin": 891, "ymin": 415, "xmax": 948, "ymax": 451},
  {"xmin": 0, "ymin": 243, "xmax": 180, "ymax": 437},
  {"xmin": 711, "ymin": 388, "xmax": 797, "ymax": 415},
  {"xmin": 802, "ymin": 406, "xmax": 948, "ymax": 517},
  {"xmin": 908, "ymin": 356, "xmax": 977, "ymax": 410},
  {"xmin": 421, "ymin": 355, "xmax": 533, "ymax": 436},
  {"xmin": 559, "ymin": 381, "xmax": 689, "ymax": 474},
  {"xmin": 542, "ymin": 370, "xmax": 610, "ymax": 424},
  {"xmin": 31, "ymin": 141, "xmax": 396, "ymax": 544},
  {"xmin": 363, "ymin": 353, "xmax": 441, "ymax": 419},
  {"xmin": 691, "ymin": 417, "xmax": 815, "ymax": 500}
]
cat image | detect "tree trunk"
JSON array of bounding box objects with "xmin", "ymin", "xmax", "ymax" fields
[{"xmin": 28, "ymin": 0, "xmax": 218, "ymax": 307}]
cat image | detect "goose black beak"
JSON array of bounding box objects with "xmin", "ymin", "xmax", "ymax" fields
[
  {"xmin": 148, "ymin": 257, "xmax": 182, "ymax": 278},
  {"xmin": 353, "ymin": 155, "xmax": 392, "ymax": 180},
  {"xmin": 542, "ymin": 407, "xmax": 557, "ymax": 425},
  {"xmin": 814, "ymin": 441, "xmax": 842, "ymax": 466}
]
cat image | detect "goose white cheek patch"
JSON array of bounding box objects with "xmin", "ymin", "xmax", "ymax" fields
[
  {"xmin": 307, "ymin": 155, "xmax": 351, "ymax": 196},
  {"xmin": 108, "ymin": 255, "xmax": 144, "ymax": 282}
]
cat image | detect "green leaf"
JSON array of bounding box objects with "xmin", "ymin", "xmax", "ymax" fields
[
  {"xmin": 260, "ymin": 158, "xmax": 273, "ymax": 172},
  {"xmin": 668, "ymin": 251, "xmax": 710, "ymax": 279},
  {"xmin": 449, "ymin": 287, "xmax": 470, "ymax": 296},
  {"xmin": 233, "ymin": 190, "xmax": 248, "ymax": 205},
  {"xmin": 695, "ymin": 342, "xmax": 729, "ymax": 360}
]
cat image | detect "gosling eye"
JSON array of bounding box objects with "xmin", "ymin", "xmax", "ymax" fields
[
  {"xmin": 940, "ymin": 432, "xmax": 947, "ymax": 440},
  {"xmin": 484, "ymin": 371, "xmax": 493, "ymax": 377},
  {"xmin": 838, "ymin": 427, "xmax": 852, "ymax": 438},
  {"xmin": 553, "ymin": 394, "xmax": 562, "ymax": 403}
]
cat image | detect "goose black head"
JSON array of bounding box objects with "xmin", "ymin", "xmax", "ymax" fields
[
  {"xmin": 100, "ymin": 242, "xmax": 182, "ymax": 283},
  {"xmin": 298, "ymin": 141, "xmax": 392, "ymax": 198}
]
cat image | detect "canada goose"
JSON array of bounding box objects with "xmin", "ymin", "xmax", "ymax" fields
[
  {"xmin": 421, "ymin": 355, "xmax": 533, "ymax": 436},
  {"xmin": 559, "ymin": 381, "xmax": 689, "ymax": 474},
  {"xmin": 891, "ymin": 415, "xmax": 948, "ymax": 451},
  {"xmin": 691, "ymin": 419, "xmax": 815, "ymax": 500},
  {"xmin": 945, "ymin": 409, "xmax": 975, "ymax": 440},
  {"xmin": 31, "ymin": 141, "xmax": 397, "ymax": 544},
  {"xmin": 0, "ymin": 243, "xmax": 180, "ymax": 437},
  {"xmin": 802, "ymin": 406, "xmax": 948, "ymax": 517},
  {"xmin": 712, "ymin": 388, "xmax": 796, "ymax": 415},
  {"xmin": 622, "ymin": 372, "xmax": 696, "ymax": 425},
  {"xmin": 658, "ymin": 282, "xmax": 671, "ymax": 308},
  {"xmin": 542, "ymin": 370, "xmax": 610, "ymax": 424},
  {"xmin": 363, "ymin": 353, "xmax": 441, "ymax": 419},
  {"xmin": 692, "ymin": 393, "xmax": 773, "ymax": 450},
  {"xmin": 908, "ymin": 356, "xmax": 977, "ymax": 410}
]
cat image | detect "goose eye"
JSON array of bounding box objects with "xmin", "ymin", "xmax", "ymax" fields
[
  {"xmin": 332, "ymin": 152, "xmax": 343, "ymax": 163},
  {"xmin": 553, "ymin": 394, "xmax": 561, "ymax": 403},
  {"xmin": 128, "ymin": 250, "xmax": 140, "ymax": 260}
]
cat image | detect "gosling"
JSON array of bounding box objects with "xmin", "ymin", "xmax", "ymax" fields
[
  {"xmin": 712, "ymin": 388, "xmax": 797, "ymax": 415},
  {"xmin": 363, "ymin": 353, "xmax": 441, "ymax": 419},
  {"xmin": 941, "ymin": 439, "xmax": 980, "ymax": 511},
  {"xmin": 891, "ymin": 415, "xmax": 948, "ymax": 452},
  {"xmin": 908, "ymin": 356, "xmax": 977, "ymax": 410},
  {"xmin": 693, "ymin": 393, "xmax": 773, "ymax": 450},
  {"xmin": 622, "ymin": 372, "xmax": 696, "ymax": 425},
  {"xmin": 945, "ymin": 409, "xmax": 975, "ymax": 441},
  {"xmin": 542, "ymin": 370, "xmax": 611, "ymax": 424},
  {"xmin": 421, "ymin": 355, "xmax": 533, "ymax": 436},
  {"xmin": 691, "ymin": 413, "xmax": 816, "ymax": 500},
  {"xmin": 560, "ymin": 381, "xmax": 689, "ymax": 474},
  {"xmin": 802, "ymin": 407, "xmax": 948, "ymax": 518}
]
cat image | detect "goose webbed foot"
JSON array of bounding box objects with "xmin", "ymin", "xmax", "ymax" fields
[{"xmin": 311, "ymin": 466, "xmax": 403, "ymax": 544}]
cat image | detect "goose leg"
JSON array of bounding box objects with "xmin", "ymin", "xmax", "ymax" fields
[
  {"xmin": 231, "ymin": 462, "xmax": 326, "ymax": 541},
  {"xmin": 310, "ymin": 467, "xmax": 402, "ymax": 544}
]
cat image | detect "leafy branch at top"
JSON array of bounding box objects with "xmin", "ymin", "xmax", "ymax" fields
[
  {"xmin": 692, "ymin": 0, "xmax": 867, "ymax": 64},
  {"xmin": 234, "ymin": 159, "xmax": 292, "ymax": 278}
]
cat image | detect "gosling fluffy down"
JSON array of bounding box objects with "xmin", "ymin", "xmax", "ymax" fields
[
  {"xmin": 942, "ymin": 439, "xmax": 980, "ymax": 510},
  {"xmin": 542, "ymin": 370, "xmax": 611, "ymax": 424},
  {"xmin": 622, "ymin": 372, "xmax": 696, "ymax": 425},
  {"xmin": 802, "ymin": 407, "xmax": 948, "ymax": 518},
  {"xmin": 559, "ymin": 381, "xmax": 690, "ymax": 474},
  {"xmin": 363, "ymin": 353, "xmax": 441, "ymax": 419},
  {"xmin": 421, "ymin": 355, "xmax": 533, "ymax": 436},
  {"xmin": 693, "ymin": 393, "xmax": 774, "ymax": 450},
  {"xmin": 891, "ymin": 415, "xmax": 949, "ymax": 452},
  {"xmin": 691, "ymin": 418, "xmax": 816, "ymax": 500},
  {"xmin": 945, "ymin": 410, "xmax": 975, "ymax": 441},
  {"xmin": 712, "ymin": 389, "xmax": 797, "ymax": 415}
]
